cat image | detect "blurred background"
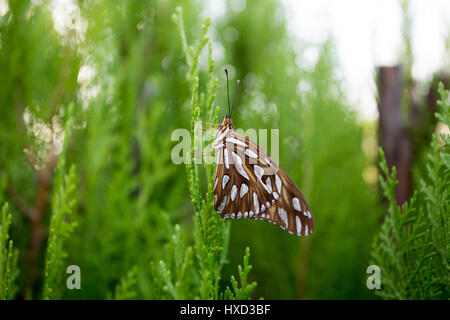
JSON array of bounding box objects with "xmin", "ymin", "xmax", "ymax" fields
[{"xmin": 0, "ymin": 0, "xmax": 449, "ymax": 300}]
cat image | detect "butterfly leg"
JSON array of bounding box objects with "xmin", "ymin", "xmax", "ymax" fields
[
  {"xmin": 192, "ymin": 151, "xmax": 215, "ymax": 156},
  {"xmin": 200, "ymin": 122, "xmax": 222, "ymax": 126}
]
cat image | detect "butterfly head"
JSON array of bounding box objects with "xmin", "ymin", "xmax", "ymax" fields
[{"xmin": 222, "ymin": 114, "xmax": 233, "ymax": 128}]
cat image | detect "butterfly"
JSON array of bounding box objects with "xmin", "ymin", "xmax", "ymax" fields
[{"xmin": 210, "ymin": 69, "xmax": 314, "ymax": 236}]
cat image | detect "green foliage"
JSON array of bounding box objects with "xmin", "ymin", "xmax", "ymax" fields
[
  {"xmin": 0, "ymin": 0, "xmax": 446, "ymax": 301},
  {"xmin": 422, "ymin": 83, "xmax": 450, "ymax": 293},
  {"xmin": 42, "ymin": 164, "xmax": 78, "ymax": 299},
  {"xmin": 0, "ymin": 203, "xmax": 19, "ymax": 300},
  {"xmin": 63, "ymin": 0, "xmax": 193, "ymax": 299},
  {"xmin": 43, "ymin": 107, "xmax": 78, "ymax": 299},
  {"xmin": 151, "ymin": 224, "xmax": 195, "ymax": 299},
  {"xmin": 372, "ymin": 150, "xmax": 437, "ymax": 299},
  {"xmin": 112, "ymin": 266, "xmax": 138, "ymax": 300},
  {"xmin": 222, "ymin": 247, "xmax": 257, "ymax": 300},
  {"xmin": 150, "ymin": 7, "xmax": 256, "ymax": 300},
  {"xmin": 371, "ymin": 83, "xmax": 450, "ymax": 299}
]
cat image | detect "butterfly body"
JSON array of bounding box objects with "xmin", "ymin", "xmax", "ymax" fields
[{"xmin": 212, "ymin": 115, "xmax": 314, "ymax": 236}]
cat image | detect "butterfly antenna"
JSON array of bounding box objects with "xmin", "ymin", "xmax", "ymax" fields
[
  {"xmin": 225, "ymin": 68, "xmax": 231, "ymax": 116},
  {"xmin": 230, "ymin": 79, "xmax": 240, "ymax": 117}
]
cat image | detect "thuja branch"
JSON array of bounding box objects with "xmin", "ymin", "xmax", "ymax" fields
[
  {"xmin": 172, "ymin": 7, "xmax": 230, "ymax": 299},
  {"xmin": 27, "ymin": 153, "xmax": 58, "ymax": 297},
  {"xmin": 0, "ymin": 203, "xmax": 19, "ymax": 299},
  {"xmin": 42, "ymin": 104, "xmax": 77, "ymax": 299}
]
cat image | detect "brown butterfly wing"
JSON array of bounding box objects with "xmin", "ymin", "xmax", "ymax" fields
[{"xmin": 213, "ymin": 130, "xmax": 314, "ymax": 236}]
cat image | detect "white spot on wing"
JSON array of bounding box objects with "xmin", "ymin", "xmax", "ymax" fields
[
  {"xmin": 245, "ymin": 149, "xmax": 258, "ymax": 158},
  {"xmin": 265, "ymin": 177, "xmax": 272, "ymax": 193},
  {"xmin": 254, "ymin": 165, "xmax": 264, "ymax": 180},
  {"xmin": 275, "ymin": 174, "xmax": 282, "ymax": 194},
  {"xmin": 222, "ymin": 175, "xmax": 230, "ymax": 189},
  {"xmin": 231, "ymin": 185, "xmax": 237, "ymax": 201},
  {"xmin": 232, "ymin": 151, "xmax": 249, "ymax": 180},
  {"xmin": 224, "ymin": 149, "xmax": 230, "ymax": 170},
  {"xmin": 305, "ymin": 225, "xmax": 309, "ymax": 235},
  {"xmin": 240, "ymin": 183, "xmax": 249, "ymax": 198},
  {"xmin": 273, "ymin": 192, "xmax": 279, "ymax": 200},
  {"xmin": 226, "ymin": 137, "xmax": 247, "ymax": 147},
  {"xmin": 296, "ymin": 216, "xmax": 302, "ymax": 235},
  {"xmin": 254, "ymin": 165, "xmax": 271, "ymax": 193},
  {"xmin": 278, "ymin": 208, "xmax": 288, "ymax": 228},
  {"xmin": 253, "ymin": 192, "xmax": 260, "ymax": 214},
  {"xmin": 218, "ymin": 195, "xmax": 227, "ymax": 213},
  {"xmin": 292, "ymin": 197, "xmax": 301, "ymax": 212}
]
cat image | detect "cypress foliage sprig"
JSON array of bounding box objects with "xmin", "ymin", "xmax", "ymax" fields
[
  {"xmin": 112, "ymin": 266, "xmax": 138, "ymax": 300},
  {"xmin": 0, "ymin": 203, "xmax": 19, "ymax": 300},
  {"xmin": 43, "ymin": 105, "xmax": 78, "ymax": 299},
  {"xmin": 222, "ymin": 247, "xmax": 258, "ymax": 300},
  {"xmin": 152, "ymin": 224, "xmax": 195, "ymax": 299},
  {"xmin": 371, "ymin": 83, "xmax": 450, "ymax": 299},
  {"xmin": 150, "ymin": 7, "xmax": 256, "ymax": 300},
  {"xmin": 174, "ymin": 7, "xmax": 230, "ymax": 299},
  {"xmin": 422, "ymin": 82, "xmax": 449, "ymax": 292}
]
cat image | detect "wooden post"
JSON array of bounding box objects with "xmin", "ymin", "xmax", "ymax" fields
[{"xmin": 377, "ymin": 66, "xmax": 411, "ymax": 205}]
